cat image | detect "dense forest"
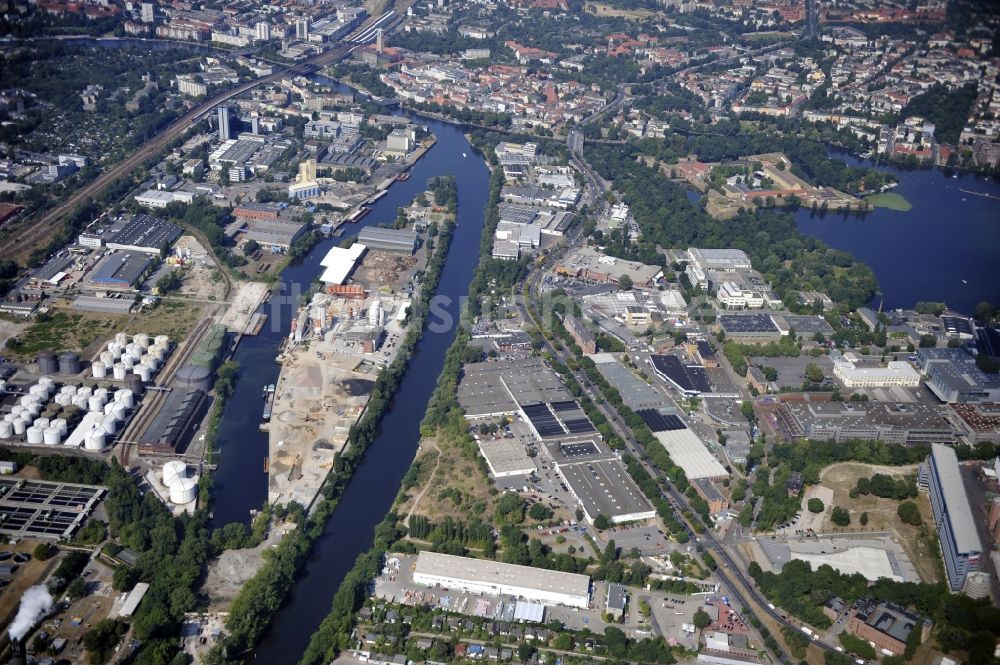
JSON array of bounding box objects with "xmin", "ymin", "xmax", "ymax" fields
[{"xmin": 899, "ymin": 83, "xmax": 978, "ymax": 145}]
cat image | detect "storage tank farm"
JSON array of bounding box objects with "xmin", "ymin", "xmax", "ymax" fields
[
  {"xmin": 0, "ymin": 334, "xmax": 172, "ymax": 451},
  {"xmin": 162, "ymin": 461, "xmax": 199, "ymax": 505}
]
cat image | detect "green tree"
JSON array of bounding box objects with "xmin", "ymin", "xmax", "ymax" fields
[
  {"xmin": 897, "ymin": 501, "xmax": 922, "ymax": 526},
  {"xmin": 807, "ymin": 498, "xmax": 825, "ymax": 513},
  {"xmin": 33, "ymin": 543, "xmax": 53, "ymax": 560},
  {"xmin": 693, "ymin": 609, "xmax": 711, "ymax": 630},
  {"xmin": 618, "ymin": 274, "xmax": 633, "ymax": 291},
  {"xmin": 859, "ymin": 512, "xmax": 869, "ymax": 526},
  {"xmin": 594, "ymin": 514, "xmax": 612, "ymax": 530},
  {"xmin": 804, "ymin": 363, "xmax": 824, "ymax": 383},
  {"xmin": 831, "ymin": 506, "xmax": 851, "ymax": 526}
]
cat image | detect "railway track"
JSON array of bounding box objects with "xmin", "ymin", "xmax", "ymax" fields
[{"xmin": 116, "ymin": 317, "xmax": 214, "ymax": 465}]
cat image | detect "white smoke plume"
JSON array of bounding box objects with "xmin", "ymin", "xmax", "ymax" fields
[{"xmin": 8, "ymin": 585, "xmax": 53, "ymax": 641}]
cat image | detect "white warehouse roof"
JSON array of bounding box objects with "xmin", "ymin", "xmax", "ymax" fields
[
  {"xmin": 319, "ymin": 243, "xmax": 367, "ymax": 285},
  {"xmin": 413, "ymin": 551, "xmax": 590, "ymax": 608},
  {"xmin": 654, "ymin": 428, "xmax": 729, "ymax": 480}
]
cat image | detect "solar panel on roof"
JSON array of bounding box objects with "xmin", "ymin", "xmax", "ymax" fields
[
  {"xmin": 563, "ymin": 419, "xmax": 595, "ymax": 434},
  {"xmin": 550, "ymin": 400, "xmax": 578, "ymax": 412},
  {"xmin": 636, "ymin": 409, "xmax": 687, "ymax": 432}
]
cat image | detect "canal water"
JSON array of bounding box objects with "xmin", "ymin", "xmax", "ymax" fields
[
  {"xmin": 208, "ymin": 84, "xmax": 490, "ymax": 661},
  {"xmin": 794, "ymin": 158, "xmax": 1000, "ymax": 314}
]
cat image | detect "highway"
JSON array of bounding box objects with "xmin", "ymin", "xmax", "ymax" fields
[{"xmin": 0, "ymin": 8, "xmax": 400, "ymax": 262}]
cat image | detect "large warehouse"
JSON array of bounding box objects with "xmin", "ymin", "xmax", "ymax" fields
[
  {"xmin": 638, "ymin": 410, "xmax": 729, "ymax": 480},
  {"xmin": 413, "ymin": 551, "xmax": 591, "ymax": 608},
  {"xmin": 357, "ymin": 226, "xmax": 418, "ymax": 254},
  {"xmin": 319, "ymin": 243, "xmax": 367, "ymax": 285}
]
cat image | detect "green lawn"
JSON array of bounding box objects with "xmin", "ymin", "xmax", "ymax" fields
[{"xmin": 864, "ymin": 192, "xmax": 912, "ymax": 212}]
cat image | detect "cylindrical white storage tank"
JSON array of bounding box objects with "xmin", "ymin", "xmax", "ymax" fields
[
  {"xmin": 78, "ymin": 386, "xmax": 92, "ymax": 399},
  {"xmin": 84, "ymin": 429, "xmax": 106, "ymax": 451},
  {"xmin": 100, "ymin": 351, "xmax": 115, "ymax": 367},
  {"xmin": 94, "ymin": 387, "xmax": 108, "ymax": 402},
  {"xmin": 29, "ymin": 384, "xmax": 48, "ymax": 398},
  {"xmin": 134, "ymin": 333, "xmax": 150, "ymax": 349},
  {"xmin": 104, "ymin": 402, "xmax": 115, "ymax": 416},
  {"xmin": 52, "ymin": 418, "xmax": 68, "ymax": 436},
  {"xmin": 110, "ymin": 342, "xmax": 124, "ymax": 359},
  {"xmin": 145, "ymin": 355, "xmax": 160, "ymax": 372},
  {"xmin": 136, "ymin": 365, "xmax": 152, "ymax": 382},
  {"xmin": 155, "ymin": 335, "xmax": 169, "ymax": 347},
  {"xmin": 24, "ymin": 403, "xmax": 41, "ymax": 418},
  {"xmin": 55, "ymin": 393, "xmax": 71, "ymax": 406},
  {"xmin": 43, "ymin": 427, "xmax": 61, "ymax": 445},
  {"xmin": 11, "ymin": 405, "xmax": 24, "ymax": 418},
  {"xmin": 115, "ymin": 332, "xmax": 129, "ymax": 346},
  {"xmin": 112, "ymin": 403, "xmax": 127, "ymax": 421},
  {"xmin": 26, "ymin": 426, "xmax": 43, "ymax": 445},
  {"xmin": 0, "ymin": 380, "xmax": 5, "ymax": 394},
  {"xmin": 113, "ymin": 364, "xmax": 127, "ymax": 380},
  {"xmin": 3, "ymin": 414, "xmax": 15, "ymax": 423},
  {"xmin": 19, "ymin": 394, "xmax": 37, "ymax": 407},
  {"xmin": 121, "ymin": 354, "xmax": 136, "ymax": 370},
  {"xmin": 162, "ymin": 460, "xmax": 188, "ymax": 488},
  {"xmin": 117, "ymin": 389, "xmax": 134, "ymax": 408},
  {"xmin": 0, "ymin": 422, "xmax": 12, "ymax": 438},
  {"xmin": 39, "ymin": 375, "xmax": 55, "ymax": 388},
  {"xmin": 62, "ymin": 384, "xmax": 77, "ymax": 397},
  {"xmin": 12, "ymin": 420, "xmax": 26, "ymax": 436},
  {"xmin": 101, "ymin": 415, "xmax": 117, "ymax": 435},
  {"xmin": 33, "ymin": 417, "xmax": 50, "ymax": 430},
  {"xmin": 88, "ymin": 395, "xmax": 105, "ymax": 413},
  {"xmin": 169, "ymin": 477, "xmax": 198, "ymax": 504},
  {"xmin": 92, "ymin": 362, "xmax": 107, "ymax": 379},
  {"xmin": 72, "ymin": 395, "xmax": 88, "ymax": 410}
]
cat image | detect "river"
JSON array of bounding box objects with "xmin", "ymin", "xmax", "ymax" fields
[
  {"xmin": 207, "ymin": 80, "xmax": 490, "ymax": 661},
  {"xmin": 794, "ymin": 158, "xmax": 1000, "ymax": 313}
]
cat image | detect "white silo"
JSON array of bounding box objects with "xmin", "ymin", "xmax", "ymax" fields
[
  {"xmin": 62, "ymin": 384, "xmax": 77, "ymax": 397},
  {"xmin": 169, "ymin": 477, "xmax": 198, "ymax": 504},
  {"xmin": 43, "ymin": 427, "xmax": 61, "ymax": 445},
  {"xmin": 52, "ymin": 418, "xmax": 68, "ymax": 436},
  {"xmin": 92, "ymin": 362, "xmax": 107, "ymax": 379},
  {"xmin": 111, "ymin": 402, "xmax": 127, "ymax": 422},
  {"xmin": 0, "ymin": 380, "xmax": 5, "ymax": 394},
  {"xmin": 117, "ymin": 389, "xmax": 134, "ymax": 409},
  {"xmin": 100, "ymin": 351, "xmax": 115, "ymax": 367},
  {"xmin": 24, "ymin": 402, "xmax": 41, "ymax": 418},
  {"xmin": 154, "ymin": 335, "xmax": 169, "ymax": 347},
  {"xmin": 100, "ymin": 415, "xmax": 117, "ymax": 435},
  {"xmin": 109, "ymin": 341, "xmax": 124, "ymax": 358},
  {"xmin": 12, "ymin": 420, "xmax": 26, "ymax": 436},
  {"xmin": 104, "ymin": 401, "xmax": 115, "ymax": 416},
  {"xmin": 88, "ymin": 395, "xmax": 105, "ymax": 413},
  {"xmin": 26, "ymin": 426, "xmax": 43, "ymax": 445},
  {"xmin": 0, "ymin": 422, "xmax": 12, "ymax": 438},
  {"xmin": 11, "ymin": 405, "xmax": 24, "ymax": 419},
  {"xmin": 368, "ymin": 300, "xmax": 381, "ymax": 325},
  {"xmin": 3, "ymin": 414, "xmax": 14, "ymax": 423},
  {"xmin": 134, "ymin": 333, "xmax": 150, "ymax": 349},
  {"xmin": 78, "ymin": 386, "xmax": 92, "ymax": 400},
  {"xmin": 115, "ymin": 332, "xmax": 129, "ymax": 347},
  {"xmin": 136, "ymin": 365, "xmax": 152, "ymax": 382},
  {"xmin": 113, "ymin": 364, "xmax": 127, "ymax": 380},
  {"xmin": 84, "ymin": 429, "xmax": 106, "ymax": 451},
  {"xmin": 121, "ymin": 354, "xmax": 136, "ymax": 370},
  {"xmin": 162, "ymin": 460, "xmax": 188, "ymax": 488},
  {"xmin": 146, "ymin": 355, "xmax": 160, "ymax": 372},
  {"xmin": 33, "ymin": 417, "xmax": 50, "ymax": 430},
  {"xmin": 94, "ymin": 387, "xmax": 108, "ymax": 401},
  {"xmin": 72, "ymin": 395, "xmax": 88, "ymax": 410}
]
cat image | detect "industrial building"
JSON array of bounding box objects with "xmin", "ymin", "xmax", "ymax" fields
[
  {"xmin": 242, "ymin": 219, "xmax": 307, "ymax": 250},
  {"xmin": 768, "ymin": 396, "xmax": 955, "ymax": 445},
  {"xmin": 846, "ymin": 600, "xmax": 928, "ymax": 656},
  {"xmin": 83, "ymin": 251, "xmax": 153, "ymax": 292},
  {"xmin": 717, "ymin": 313, "xmax": 784, "ymax": 344},
  {"xmin": 357, "ymin": 226, "xmax": 418, "ymax": 254},
  {"xmin": 949, "ymin": 403, "xmax": 1000, "ymax": 443},
  {"xmin": 134, "ymin": 189, "xmax": 198, "ymax": 208},
  {"xmin": 686, "ymin": 248, "xmax": 753, "ymax": 272},
  {"xmin": 638, "ymin": 410, "xmax": 728, "ymax": 480},
  {"xmin": 921, "ymin": 443, "xmax": 982, "ymax": 591},
  {"xmin": 319, "ymin": 243, "xmax": 367, "ymax": 285},
  {"xmin": 549, "ymin": 443, "xmax": 655, "ymax": 524},
  {"xmin": 650, "ymin": 354, "xmax": 712, "ymax": 396},
  {"xmin": 457, "ymin": 357, "xmax": 571, "ymax": 419},
  {"xmin": 477, "ymin": 438, "xmax": 536, "ymax": 477},
  {"xmin": 412, "ymin": 551, "xmax": 591, "ymax": 608},
  {"xmin": 832, "ymin": 354, "xmax": 920, "ymax": 388},
  {"xmin": 916, "ymin": 347, "xmax": 1000, "ymax": 403},
  {"xmin": 138, "ymin": 389, "xmax": 206, "ymax": 455},
  {"xmin": 555, "ymin": 247, "xmax": 663, "ymax": 289},
  {"xmin": 591, "ymin": 354, "xmax": 677, "ymax": 413},
  {"xmin": 103, "ymin": 214, "xmax": 182, "ymax": 254}
]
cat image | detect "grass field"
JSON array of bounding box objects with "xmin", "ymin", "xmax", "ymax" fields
[
  {"xmin": 820, "ymin": 462, "xmax": 941, "ymax": 584},
  {"xmin": 864, "ymin": 192, "xmax": 913, "ymax": 211},
  {"xmin": 585, "ymin": 2, "xmax": 659, "ymax": 19}
]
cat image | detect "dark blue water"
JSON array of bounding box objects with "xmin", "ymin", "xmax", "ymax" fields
[
  {"xmin": 794, "ymin": 159, "xmax": 1000, "ymax": 313},
  {"xmin": 206, "ymin": 83, "xmax": 490, "ymax": 662}
]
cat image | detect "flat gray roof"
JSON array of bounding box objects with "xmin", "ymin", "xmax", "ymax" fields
[
  {"xmin": 457, "ymin": 358, "xmax": 571, "ymax": 417},
  {"xmin": 930, "ymin": 443, "xmax": 981, "ymax": 554},
  {"xmin": 557, "ymin": 457, "xmax": 654, "ymax": 521},
  {"xmin": 591, "ymin": 354, "xmax": 675, "ymax": 412},
  {"xmin": 414, "ymin": 551, "xmax": 590, "ymax": 598}
]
